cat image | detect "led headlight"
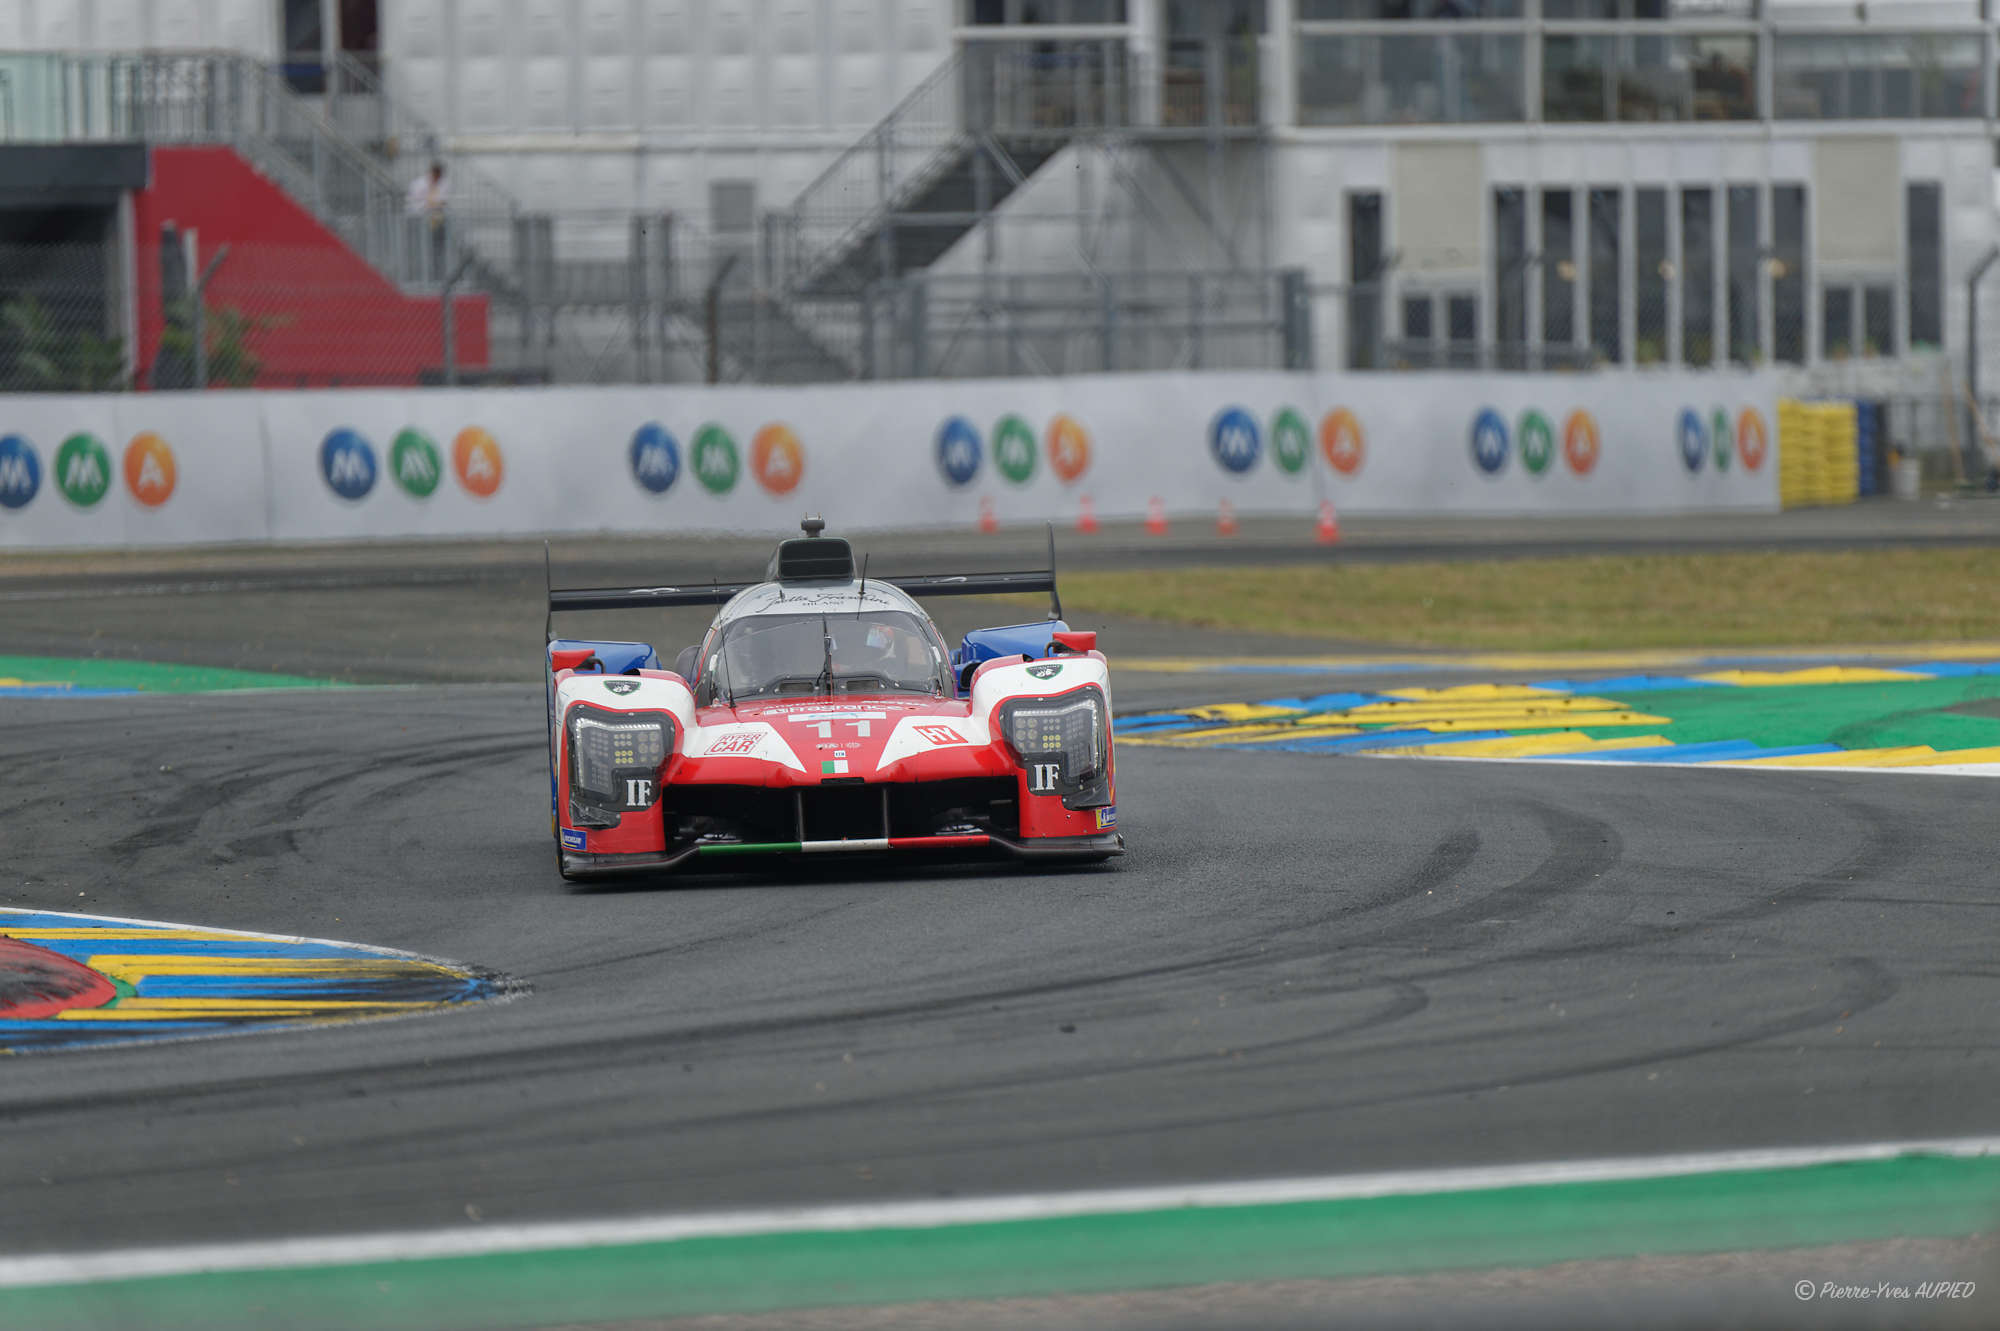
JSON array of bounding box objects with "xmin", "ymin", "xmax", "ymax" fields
[
  {"xmin": 998, "ymin": 686, "xmax": 1109, "ymax": 806},
  {"xmin": 565, "ymin": 705, "xmax": 673, "ymax": 826}
]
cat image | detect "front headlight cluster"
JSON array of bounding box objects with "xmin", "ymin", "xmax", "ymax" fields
[
  {"xmin": 566, "ymin": 705, "xmax": 674, "ymax": 827},
  {"xmin": 998, "ymin": 686, "xmax": 1110, "ymax": 808}
]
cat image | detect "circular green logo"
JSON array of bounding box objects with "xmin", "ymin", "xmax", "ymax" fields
[
  {"xmin": 692, "ymin": 424, "xmax": 740, "ymax": 495},
  {"xmin": 1711, "ymin": 408, "xmax": 1732, "ymax": 472},
  {"xmin": 390, "ymin": 428, "xmax": 441, "ymax": 498},
  {"xmin": 1519, "ymin": 410, "xmax": 1556, "ymax": 475},
  {"xmin": 993, "ymin": 415, "xmax": 1037, "ymax": 485},
  {"xmin": 1271, "ymin": 407, "xmax": 1310, "ymax": 476},
  {"xmin": 53, "ymin": 433, "xmax": 111, "ymax": 508}
]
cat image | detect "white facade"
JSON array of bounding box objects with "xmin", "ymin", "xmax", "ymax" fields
[{"xmin": 0, "ymin": 0, "xmax": 278, "ymax": 54}]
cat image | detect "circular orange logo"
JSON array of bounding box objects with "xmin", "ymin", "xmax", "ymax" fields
[
  {"xmin": 1045, "ymin": 414, "xmax": 1091, "ymax": 484},
  {"xmin": 1737, "ymin": 408, "xmax": 1769, "ymax": 472},
  {"xmin": 751, "ymin": 424, "xmax": 804, "ymax": 495},
  {"xmin": 122, "ymin": 433, "xmax": 177, "ymax": 508},
  {"xmin": 1562, "ymin": 410, "xmax": 1601, "ymax": 476},
  {"xmin": 1319, "ymin": 408, "xmax": 1365, "ymax": 476},
  {"xmin": 452, "ymin": 427, "xmax": 504, "ymax": 498}
]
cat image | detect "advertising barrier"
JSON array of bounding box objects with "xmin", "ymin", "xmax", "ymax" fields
[{"xmin": 0, "ymin": 371, "xmax": 1779, "ymax": 549}]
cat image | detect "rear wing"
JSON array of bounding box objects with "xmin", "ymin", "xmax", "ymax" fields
[{"xmin": 545, "ymin": 524, "xmax": 1064, "ymax": 642}]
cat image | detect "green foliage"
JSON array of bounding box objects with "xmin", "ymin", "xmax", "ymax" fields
[
  {"xmin": 157, "ymin": 298, "xmax": 266, "ymax": 388},
  {"xmin": 0, "ymin": 296, "xmax": 129, "ymax": 392}
]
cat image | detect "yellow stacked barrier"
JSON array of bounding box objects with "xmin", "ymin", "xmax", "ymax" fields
[{"xmin": 1777, "ymin": 399, "xmax": 1859, "ymax": 508}]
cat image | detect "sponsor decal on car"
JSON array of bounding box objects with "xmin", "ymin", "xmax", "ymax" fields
[
  {"xmin": 561, "ymin": 828, "xmax": 586, "ymax": 851},
  {"xmin": 1095, "ymin": 805, "xmax": 1117, "ymax": 829},
  {"xmin": 914, "ymin": 724, "xmax": 966, "ymax": 746},
  {"xmin": 821, "ymin": 758, "xmax": 850, "ymax": 775},
  {"xmin": 1027, "ymin": 760, "xmax": 1063, "ymax": 793},
  {"xmin": 603, "ymin": 679, "xmax": 640, "ymax": 696},
  {"xmin": 705, "ymin": 730, "xmax": 761, "ymax": 756},
  {"xmin": 1027, "ymin": 663, "xmax": 1064, "ymax": 680}
]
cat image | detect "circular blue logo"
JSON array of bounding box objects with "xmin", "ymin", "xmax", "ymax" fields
[
  {"xmin": 1470, "ymin": 409, "xmax": 1510, "ymax": 475},
  {"xmin": 0, "ymin": 434, "xmax": 40, "ymax": 510},
  {"xmin": 936, "ymin": 416, "xmax": 982, "ymax": 487},
  {"xmin": 630, "ymin": 422, "xmax": 681, "ymax": 495},
  {"xmin": 319, "ymin": 428, "xmax": 377, "ymax": 501},
  {"xmin": 1209, "ymin": 406, "xmax": 1262, "ymax": 475},
  {"xmin": 1677, "ymin": 408, "xmax": 1707, "ymax": 474}
]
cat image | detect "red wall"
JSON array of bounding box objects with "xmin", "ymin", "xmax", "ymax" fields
[{"xmin": 133, "ymin": 146, "xmax": 488, "ymax": 388}]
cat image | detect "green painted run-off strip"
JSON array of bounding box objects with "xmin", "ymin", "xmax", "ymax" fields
[
  {"xmin": 8, "ymin": 1154, "xmax": 2000, "ymax": 1331},
  {"xmin": 0, "ymin": 655, "xmax": 339, "ymax": 695}
]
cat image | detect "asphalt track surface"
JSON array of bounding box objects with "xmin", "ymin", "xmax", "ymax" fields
[{"xmin": 6, "ymin": 518, "xmax": 2000, "ymax": 1327}]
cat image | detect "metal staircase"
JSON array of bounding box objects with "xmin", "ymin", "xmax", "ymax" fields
[{"xmin": 776, "ymin": 43, "xmax": 1134, "ymax": 300}]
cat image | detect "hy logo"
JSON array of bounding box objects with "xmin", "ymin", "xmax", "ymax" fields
[
  {"xmin": 391, "ymin": 429, "xmax": 441, "ymax": 498},
  {"xmin": 993, "ymin": 415, "xmax": 1037, "ymax": 485},
  {"xmin": 55, "ymin": 433, "xmax": 111, "ymax": 508},
  {"xmin": 936, "ymin": 416, "xmax": 981, "ymax": 488},
  {"xmin": 752, "ymin": 424, "xmax": 804, "ymax": 496},
  {"xmin": 1470, "ymin": 409, "xmax": 1510, "ymax": 475},
  {"xmin": 123, "ymin": 433, "xmax": 177, "ymax": 508},
  {"xmin": 1519, "ymin": 410, "xmax": 1555, "ymax": 476},
  {"xmin": 630, "ymin": 423, "xmax": 680, "ymax": 496},
  {"xmin": 0, "ymin": 435, "xmax": 40, "ymax": 510},
  {"xmin": 1046, "ymin": 414, "xmax": 1092, "ymax": 484},
  {"xmin": 1737, "ymin": 408, "xmax": 1769, "ymax": 472},
  {"xmin": 320, "ymin": 428, "xmax": 378, "ymax": 501},
  {"xmin": 453, "ymin": 427, "xmax": 504, "ymax": 498},
  {"xmin": 1562, "ymin": 411, "xmax": 1601, "ymax": 476},
  {"xmin": 1320, "ymin": 409, "xmax": 1365, "ymax": 476},
  {"xmin": 1678, "ymin": 408, "xmax": 1708, "ymax": 474},
  {"xmin": 1209, "ymin": 406, "xmax": 1262, "ymax": 475},
  {"xmin": 692, "ymin": 424, "xmax": 740, "ymax": 495},
  {"xmin": 1271, "ymin": 408, "xmax": 1310, "ymax": 476}
]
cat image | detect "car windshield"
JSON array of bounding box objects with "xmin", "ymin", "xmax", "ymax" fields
[{"xmin": 705, "ymin": 611, "xmax": 948, "ymax": 702}]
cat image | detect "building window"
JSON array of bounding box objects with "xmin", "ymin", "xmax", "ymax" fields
[
  {"xmin": 1588, "ymin": 186, "xmax": 1621, "ymax": 364},
  {"xmin": 1908, "ymin": 182, "xmax": 1943, "ymax": 350},
  {"xmin": 1348, "ymin": 192, "xmax": 1385, "ymax": 369},
  {"xmin": 1403, "ymin": 293, "xmax": 1435, "ymax": 342},
  {"xmin": 1773, "ymin": 35, "xmax": 1982, "ymax": 118},
  {"xmin": 1772, "ymin": 184, "xmax": 1807, "ymax": 364},
  {"xmin": 1542, "ymin": 34, "xmax": 1756, "ymax": 122},
  {"xmin": 1681, "ymin": 186, "xmax": 1714, "ymax": 366},
  {"xmin": 1863, "ymin": 283, "xmax": 1894, "ymax": 356},
  {"xmin": 1299, "ymin": 0, "xmax": 1525, "ymax": 17},
  {"xmin": 1727, "ymin": 184, "xmax": 1760, "ymax": 365},
  {"xmin": 1298, "ymin": 34, "xmax": 1525, "ymax": 124},
  {"xmin": 1446, "ymin": 292, "xmax": 1479, "ymax": 367},
  {"xmin": 1543, "ymin": 187, "xmax": 1576, "ymax": 347},
  {"xmin": 1635, "ymin": 187, "xmax": 1668, "ymax": 364},
  {"xmin": 968, "ymin": 0, "xmax": 1128, "ymax": 22},
  {"xmin": 1494, "ymin": 187, "xmax": 1528, "ymax": 354},
  {"xmin": 1823, "ymin": 285, "xmax": 1853, "ymax": 358}
]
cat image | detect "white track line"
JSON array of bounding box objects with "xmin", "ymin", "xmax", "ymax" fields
[{"xmin": 3, "ymin": 1136, "xmax": 1996, "ymax": 1289}]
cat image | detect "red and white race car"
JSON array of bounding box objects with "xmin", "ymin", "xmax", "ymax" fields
[{"xmin": 544, "ymin": 519, "xmax": 1122, "ymax": 881}]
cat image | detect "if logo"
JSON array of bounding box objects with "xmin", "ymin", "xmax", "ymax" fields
[
  {"xmin": 1029, "ymin": 763, "xmax": 1062, "ymax": 793},
  {"xmin": 624, "ymin": 778, "xmax": 655, "ymax": 807}
]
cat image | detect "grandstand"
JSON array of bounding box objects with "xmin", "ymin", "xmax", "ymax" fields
[{"xmin": 0, "ymin": 1, "xmax": 1993, "ymax": 407}]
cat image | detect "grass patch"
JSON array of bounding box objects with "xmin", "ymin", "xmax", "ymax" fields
[{"xmin": 1039, "ymin": 549, "xmax": 2000, "ymax": 651}]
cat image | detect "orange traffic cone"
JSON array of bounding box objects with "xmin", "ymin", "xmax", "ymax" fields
[
  {"xmin": 1315, "ymin": 498, "xmax": 1341, "ymax": 545},
  {"xmin": 1144, "ymin": 496, "xmax": 1169, "ymax": 536},
  {"xmin": 1077, "ymin": 494, "xmax": 1099, "ymax": 534},
  {"xmin": 1217, "ymin": 498, "xmax": 1238, "ymax": 537},
  {"xmin": 978, "ymin": 496, "xmax": 998, "ymax": 534}
]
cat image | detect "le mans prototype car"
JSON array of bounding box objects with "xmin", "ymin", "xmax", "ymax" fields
[{"xmin": 544, "ymin": 519, "xmax": 1122, "ymax": 880}]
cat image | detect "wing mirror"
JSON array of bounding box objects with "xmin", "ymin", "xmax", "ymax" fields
[
  {"xmin": 550, "ymin": 648, "xmax": 605, "ymax": 673},
  {"xmin": 1047, "ymin": 630, "xmax": 1097, "ymax": 656}
]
